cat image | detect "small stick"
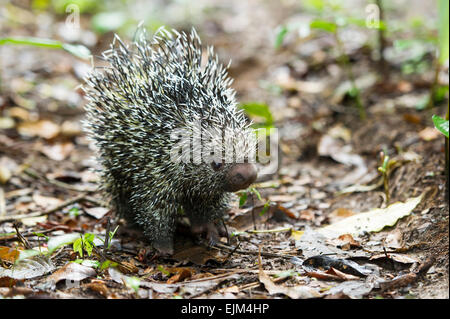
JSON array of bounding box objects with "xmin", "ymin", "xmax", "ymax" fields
[
  {"xmin": 13, "ymin": 222, "xmax": 31, "ymax": 249},
  {"xmin": 23, "ymin": 167, "xmax": 97, "ymax": 193},
  {"xmin": 247, "ymin": 227, "xmax": 292, "ymax": 234},
  {"xmin": 214, "ymin": 242, "xmax": 294, "ymax": 260}
]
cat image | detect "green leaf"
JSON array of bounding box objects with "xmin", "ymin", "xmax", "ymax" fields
[
  {"xmin": 17, "ymin": 249, "xmax": 41, "ymax": 262},
  {"xmin": 432, "ymin": 115, "xmax": 449, "ymax": 138},
  {"xmin": 259, "ymin": 202, "xmax": 270, "ymax": 216},
  {"xmin": 100, "ymin": 259, "xmax": 117, "ymax": 270},
  {"xmin": 239, "ymin": 192, "xmax": 248, "ymax": 207},
  {"xmin": 73, "ymin": 238, "xmax": 83, "ymax": 257},
  {"xmin": 239, "ymin": 102, "xmax": 273, "ymax": 126},
  {"xmin": 62, "ymin": 43, "xmax": 92, "ymax": 60},
  {"xmin": 249, "ymin": 187, "xmax": 262, "ymax": 201},
  {"xmin": 310, "ymin": 20, "xmax": 337, "ymax": 33},
  {"xmin": 438, "ymin": 0, "xmax": 449, "ymax": 64},
  {"xmin": 0, "ymin": 36, "xmax": 91, "ymax": 60},
  {"xmin": 124, "ymin": 276, "xmax": 141, "ymax": 294},
  {"xmin": 47, "ymin": 233, "xmax": 81, "ymax": 253},
  {"xmin": 274, "ymin": 25, "xmax": 288, "ymax": 49}
]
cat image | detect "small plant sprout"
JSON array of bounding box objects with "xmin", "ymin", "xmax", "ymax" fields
[
  {"xmin": 432, "ymin": 112, "xmax": 449, "ymax": 200},
  {"xmin": 237, "ymin": 187, "xmax": 271, "ymax": 231},
  {"xmin": 73, "ymin": 233, "xmax": 96, "ymax": 258},
  {"xmin": 378, "ymin": 151, "xmax": 396, "ymax": 205}
]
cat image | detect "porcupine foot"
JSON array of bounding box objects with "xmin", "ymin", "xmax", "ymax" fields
[
  {"xmin": 189, "ymin": 221, "xmax": 228, "ymax": 246},
  {"xmin": 153, "ymin": 236, "xmax": 174, "ymax": 256}
]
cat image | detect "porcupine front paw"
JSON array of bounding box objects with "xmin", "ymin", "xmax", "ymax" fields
[
  {"xmin": 190, "ymin": 221, "xmax": 227, "ymax": 246},
  {"xmin": 152, "ymin": 236, "xmax": 174, "ymax": 256}
]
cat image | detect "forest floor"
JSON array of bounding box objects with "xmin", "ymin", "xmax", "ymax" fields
[{"xmin": 0, "ymin": 0, "xmax": 448, "ymax": 299}]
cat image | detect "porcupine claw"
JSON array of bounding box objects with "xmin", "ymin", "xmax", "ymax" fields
[
  {"xmin": 153, "ymin": 237, "xmax": 174, "ymax": 256},
  {"xmin": 190, "ymin": 222, "xmax": 227, "ymax": 247}
]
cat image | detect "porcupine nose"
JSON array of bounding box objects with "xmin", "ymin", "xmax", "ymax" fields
[{"xmin": 224, "ymin": 163, "xmax": 258, "ymax": 192}]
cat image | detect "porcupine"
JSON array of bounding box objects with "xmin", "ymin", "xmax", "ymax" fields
[{"xmin": 83, "ymin": 27, "xmax": 257, "ymax": 254}]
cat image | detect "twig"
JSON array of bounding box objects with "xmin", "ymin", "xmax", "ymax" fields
[
  {"xmin": 13, "ymin": 222, "xmax": 32, "ymax": 249},
  {"xmin": 214, "ymin": 242, "xmax": 294, "ymax": 259},
  {"xmin": 221, "ymin": 241, "xmax": 241, "ymax": 264},
  {"xmin": 23, "ymin": 167, "xmax": 97, "ymax": 193},
  {"xmin": 247, "ymin": 227, "xmax": 292, "ymax": 234},
  {"xmin": 0, "ymin": 194, "xmax": 86, "ymax": 223}
]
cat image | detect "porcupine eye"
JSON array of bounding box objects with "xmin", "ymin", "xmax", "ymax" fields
[{"xmin": 211, "ymin": 161, "xmax": 224, "ymax": 171}]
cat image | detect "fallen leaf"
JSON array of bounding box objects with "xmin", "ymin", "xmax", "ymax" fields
[
  {"xmin": 0, "ymin": 246, "xmax": 20, "ymax": 263},
  {"xmin": 418, "ymin": 127, "xmax": 441, "ymax": 141},
  {"xmin": 0, "ymin": 255, "xmax": 54, "ymax": 279},
  {"xmin": 47, "ymin": 233, "xmax": 81, "ymax": 253},
  {"xmin": 370, "ymin": 253, "xmax": 418, "ymax": 265},
  {"xmin": 40, "ymin": 141, "xmax": 75, "ymax": 161},
  {"xmin": 48, "ymin": 262, "xmax": 96, "ymax": 284},
  {"xmin": 290, "ymin": 230, "xmax": 304, "ymax": 240},
  {"xmin": 32, "ymin": 193, "xmax": 63, "ymax": 209},
  {"xmin": 325, "ymin": 280, "xmax": 374, "ymax": 299},
  {"xmin": 84, "ymin": 207, "xmax": 109, "ymax": 219},
  {"xmin": 167, "ymin": 268, "xmax": 193, "ymax": 284},
  {"xmin": 318, "ymin": 194, "xmax": 423, "ymax": 238},
  {"xmin": 17, "ymin": 120, "xmax": 60, "ymax": 139},
  {"xmin": 259, "ymin": 252, "xmax": 320, "ymax": 299},
  {"xmin": 86, "ymin": 280, "xmax": 109, "ymax": 297}
]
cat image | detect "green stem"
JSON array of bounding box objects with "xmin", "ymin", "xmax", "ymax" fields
[
  {"xmin": 446, "ymin": 105, "xmax": 449, "ymax": 202},
  {"xmin": 0, "ymin": 37, "xmax": 64, "ymax": 49},
  {"xmin": 427, "ymin": 60, "xmax": 441, "ymax": 109}
]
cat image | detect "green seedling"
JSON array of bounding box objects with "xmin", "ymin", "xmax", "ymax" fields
[
  {"xmin": 239, "ymin": 102, "xmax": 274, "ymax": 130},
  {"xmin": 73, "ymin": 233, "xmax": 96, "ymax": 258},
  {"xmin": 433, "ymin": 112, "xmax": 449, "ymax": 200},
  {"xmin": 237, "ymin": 187, "xmax": 271, "ymax": 231},
  {"xmin": 377, "ymin": 151, "xmax": 396, "ymax": 204}
]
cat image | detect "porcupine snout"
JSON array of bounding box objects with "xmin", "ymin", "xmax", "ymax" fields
[{"xmin": 224, "ymin": 163, "xmax": 258, "ymax": 192}]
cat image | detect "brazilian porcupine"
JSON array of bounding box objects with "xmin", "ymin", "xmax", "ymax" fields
[{"xmin": 83, "ymin": 27, "xmax": 258, "ymax": 254}]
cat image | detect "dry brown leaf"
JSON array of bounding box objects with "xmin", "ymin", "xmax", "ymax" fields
[
  {"xmin": 326, "ymin": 267, "xmax": 360, "ymax": 281},
  {"xmin": 268, "ymin": 194, "xmax": 297, "ymax": 202},
  {"xmin": 86, "ymin": 280, "xmax": 109, "ymax": 297},
  {"xmin": 0, "ymin": 276, "xmax": 17, "ymax": 287},
  {"xmin": 258, "ymin": 249, "xmax": 320, "ymax": 299},
  {"xmin": 84, "ymin": 207, "xmax": 109, "ymax": 219},
  {"xmin": 418, "ymin": 127, "xmax": 440, "ymax": 141},
  {"xmin": 17, "ymin": 120, "xmax": 60, "ymax": 139},
  {"xmin": 0, "ymin": 246, "xmax": 20, "ymax": 263},
  {"xmin": 47, "ymin": 262, "xmax": 96, "ymax": 284},
  {"xmin": 32, "ymin": 193, "xmax": 63, "ymax": 209},
  {"xmin": 40, "ymin": 141, "xmax": 75, "ymax": 161},
  {"xmin": 167, "ymin": 268, "xmax": 193, "ymax": 284},
  {"xmin": 299, "ymin": 210, "xmax": 315, "ymax": 221},
  {"xmin": 8, "ymin": 107, "xmax": 31, "ymax": 121}
]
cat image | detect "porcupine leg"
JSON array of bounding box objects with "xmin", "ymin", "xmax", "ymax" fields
[
  {"xmin": 135, "ymin": 202, "xmax": 178, "ymax": 255},
  {"xmin": 184, "ymin": 195, "xmax": 230, "ymax": 246}
]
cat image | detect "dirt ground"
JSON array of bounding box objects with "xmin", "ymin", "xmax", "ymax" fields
[{"xmin": 0, "ymin": 0, "xmax": 448, "ymax": 299}]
